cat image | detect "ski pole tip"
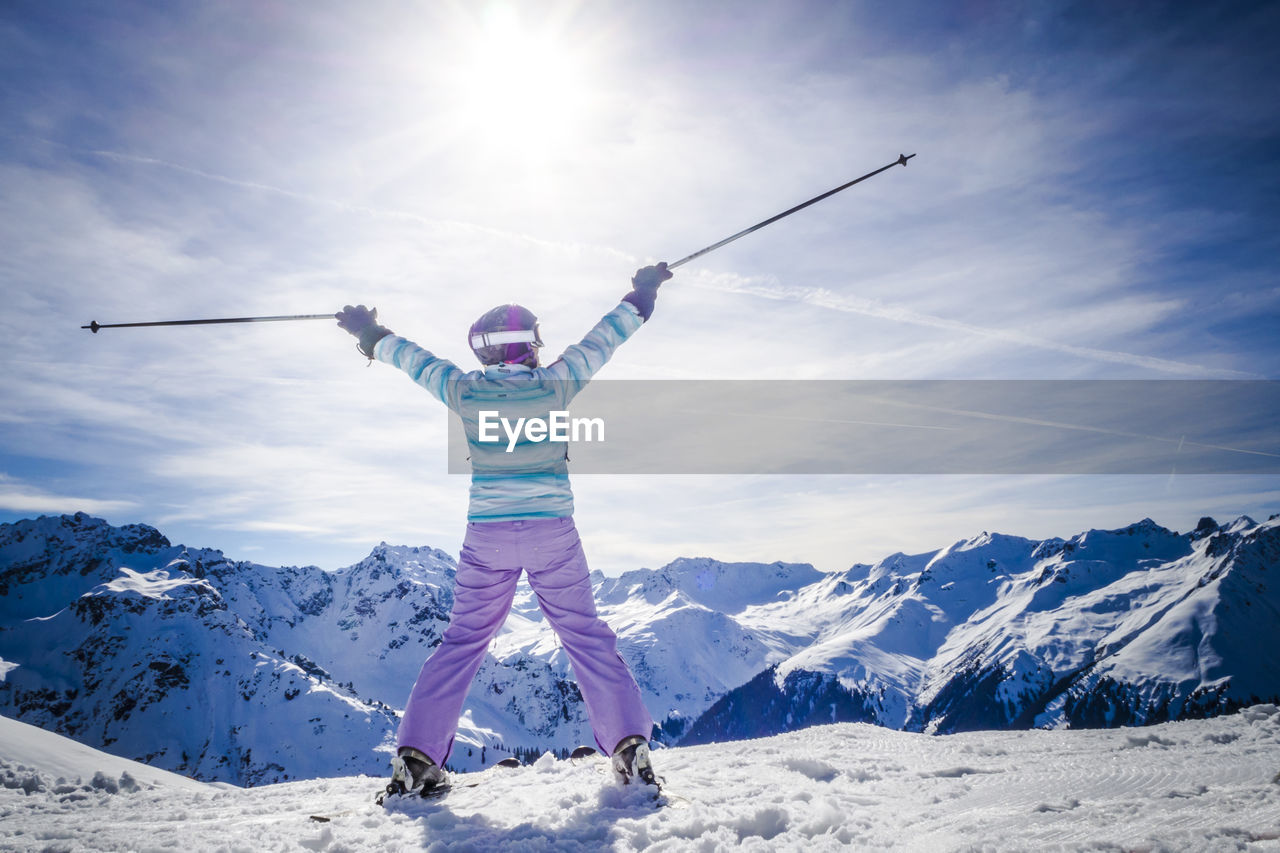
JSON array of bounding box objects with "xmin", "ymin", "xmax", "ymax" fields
[
  {"xmin": 897, "ymin": 153, "xmax": 916, "ymax": 166},
  {"xmin": 83, "ymin": 321, "xmax": 101, "ymax": 333}
]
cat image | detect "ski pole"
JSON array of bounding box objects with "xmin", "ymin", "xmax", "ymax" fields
[
  {"xmin": 82, "ymin": 313, "xmax": 336, "ymax": 333},
  {"xmin": 667, "ymin": 153, "xmax": 916, "ymax": 270},
  {"xmin": 82, "ymin": 154, "xmax": 915, "ymax": 333}
]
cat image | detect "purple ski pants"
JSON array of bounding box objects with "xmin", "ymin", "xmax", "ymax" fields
[{"xmin": 397, "ymin": 517, "xmax": 653, "ymax": 765}]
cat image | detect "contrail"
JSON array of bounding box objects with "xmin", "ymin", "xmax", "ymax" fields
[
  {"xmin": 671, "ymin": 409, "xmax": 957, "ymax": 431},
  {"xmin": 76, "ymin": 144, "xmax": 1260, "ymax": 379},
  {"xmin": 851, "ymin": 394, "xmax": 1280, "ymax": 460},
  {"xmin": 696, "ymin": 276, "xmax": 1260, "ymax": 379},
  {"xmin": 84, "ymin": 147, "xmax": 585, "ymax": 255}
]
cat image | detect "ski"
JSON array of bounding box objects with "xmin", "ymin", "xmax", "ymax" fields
[
  {"xmin": 373, "ymin": 755, "xmax": 523, "ymax": 809},
  {"xmin": 567, "ymin": 743, "xmax": 673, "ymax": 807}
]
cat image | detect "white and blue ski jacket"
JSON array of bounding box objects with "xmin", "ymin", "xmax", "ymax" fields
[{"xmin": 374, "ymin": 301, "xmax": 644, "ymax": 522}]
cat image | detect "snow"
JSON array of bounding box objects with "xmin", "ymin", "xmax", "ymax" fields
[
  {"xmin": 4, "ymin": 707, "xmax": 1279, "ymax": 851},
  {"xmin": 0, "ymin": 715, "xmax": 205, "ymax": 795}
]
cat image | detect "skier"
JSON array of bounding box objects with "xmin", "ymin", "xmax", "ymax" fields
[{"xmin": 336, "ymin": 262, "xmax": 673, "ymax": 800}]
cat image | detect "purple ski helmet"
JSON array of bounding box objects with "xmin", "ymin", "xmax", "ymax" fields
[{"xmin": 468, "ymin": 304, "xmax": 543, "ymax": 366}]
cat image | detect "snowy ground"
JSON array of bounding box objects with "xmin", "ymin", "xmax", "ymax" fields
[{"xmin": 3, "ymin": 709, "xmax": 1279, "ymax": 852}]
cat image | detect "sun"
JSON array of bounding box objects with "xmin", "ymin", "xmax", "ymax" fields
[{"xmin": 444, "ymin": 5, "xmax": 596, "ymax": 161}]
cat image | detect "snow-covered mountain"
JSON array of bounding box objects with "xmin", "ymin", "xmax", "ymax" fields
[
  {"xmin": 0, "ymin": 515, "xmax": 405, "ymax": 785},
  {"xmin": 686, "ymin": 517, "xmax": 1280, "ymax": 743},
  {"xmin": 2, "ymin": 512, "xmax": 1278, "ymax": 786}
]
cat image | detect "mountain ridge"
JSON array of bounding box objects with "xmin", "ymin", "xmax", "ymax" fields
[{"xmin": 2, "ymin": 511, "xmax": 1277, "ymax": 784}]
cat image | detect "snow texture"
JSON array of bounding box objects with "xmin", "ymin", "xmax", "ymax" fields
[{"xmin": 3, "ymin": 708, "xmax": 1279, "ymax": 851}]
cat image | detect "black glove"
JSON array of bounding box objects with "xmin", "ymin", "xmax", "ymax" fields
[
  {"xmin": 336, "ymin": 304, "xmax": 392, "ymax": 358},
  {"xmin": 622, "ymin": 262, "xmax": 673, "ymax": 321}
]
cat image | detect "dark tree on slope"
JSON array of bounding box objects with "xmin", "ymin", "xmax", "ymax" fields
[
  {"xmin": 1060, "ymin": 677, "xmax": 1277, "ymax": 728},
  {"xmin": 910, "ymin": 659, "xmax": 1020, "ymax": 734},
  {"xmin": 680, "ymin": 667, "xmax": 881, "ymax": 745}
]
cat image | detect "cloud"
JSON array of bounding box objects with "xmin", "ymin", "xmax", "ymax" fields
[
  {"xmin": 692, "ymin": 273, "xmax": 1259, "ymax": 378},
  {"xmin": 77, "ymin": 144, "xmax": 597, "ymax": 260},
  {"xmin": 45, "ymin": 137, "xmax": 1252, "ymax": 381},
  {"xmin": 0, "ymin": 475, "xmax": 138, "ymax": 517}
]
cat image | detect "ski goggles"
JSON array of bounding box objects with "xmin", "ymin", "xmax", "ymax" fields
[{"xmin": 469, "ymin": 327, "xmax": 543, "ymax": 349}]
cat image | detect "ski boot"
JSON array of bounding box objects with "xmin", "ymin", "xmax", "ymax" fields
[
  {"xmin": 376, "ymin": 747, "xmax": 447, "ymax": 803},
  {"xmin": 611, "ymin": 735, "xmax": 659, "ymax": 788}
]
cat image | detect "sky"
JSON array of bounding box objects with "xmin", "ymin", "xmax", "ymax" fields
[{"xmin": 1, "ymin": 0, "xmax": 1278, "ymax": 575}]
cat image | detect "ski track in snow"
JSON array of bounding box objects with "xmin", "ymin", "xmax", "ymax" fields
[{"xmin": 4, "ymin": 709, "xmax": 1280, "ymax": 852}]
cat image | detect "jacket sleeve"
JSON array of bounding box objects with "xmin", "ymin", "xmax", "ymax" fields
[
  {"xmin": 374, "ymin": 334, "xmax": 465, "ymax": 411},
  {"xmin": 542, "ymin": 301, "xmax": 644, "ymax": 400}
]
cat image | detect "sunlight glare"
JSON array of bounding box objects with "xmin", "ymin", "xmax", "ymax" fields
[{"xmin": 448, "ymin": 6, "xmax": 593, "ymax": 160}]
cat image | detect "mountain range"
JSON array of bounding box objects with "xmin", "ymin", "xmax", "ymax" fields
[{"xmin": 1, "ymin": 512, "xmax": 1277, "ymax": 785}]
